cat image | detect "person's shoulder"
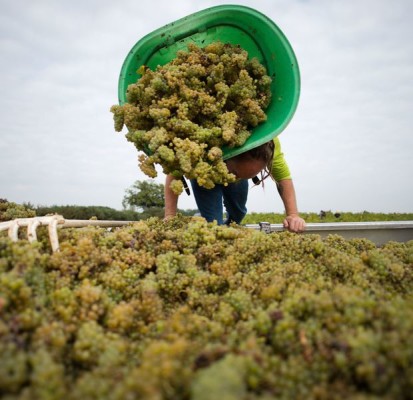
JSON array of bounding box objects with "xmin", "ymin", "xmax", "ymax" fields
[{"xmin": 273, "ymin": 136, "xmax": 281, "ymax": 153}]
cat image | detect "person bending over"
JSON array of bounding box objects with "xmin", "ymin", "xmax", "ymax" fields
[{"xmin": 164, "ymin": 137, "xmax": 305, "ymax": 233}]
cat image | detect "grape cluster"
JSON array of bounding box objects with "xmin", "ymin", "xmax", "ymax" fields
[
  {"xmin": 111, "ymin": 42, "xmax": 272, "ymax": 194},
  {"xmin": 0, "ymin": 199, "xmax": 36, "ymax": 222},
  {"xmin": 1, "ymin": 216, "xmax": 413, "ymax": 399}
]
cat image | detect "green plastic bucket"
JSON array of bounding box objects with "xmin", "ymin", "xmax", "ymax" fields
[{"xmin": 118, "ymin": 4, "xmax": 300, "ymax": 159}]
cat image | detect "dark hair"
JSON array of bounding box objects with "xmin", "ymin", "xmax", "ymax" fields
[{"xmin": 232, "ymin": 140, "xmax": 275, "ymax": 184}]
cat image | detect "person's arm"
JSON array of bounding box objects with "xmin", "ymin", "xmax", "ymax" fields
[
  {"xmin": 164, "ymin": 175, "xmax": 179, "ymax": 219},
  {"xmin": 271, "ymin": 138, "xmax": 305, "ymax": 232},
  {"xmin": 276, "ymin": 179, "xmax": 306, "ymax": 233}
]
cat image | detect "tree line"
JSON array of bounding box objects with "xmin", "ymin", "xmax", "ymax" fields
[{"xmin": 1, "ymin": 180, "xmax": 197, "ymax": 221}]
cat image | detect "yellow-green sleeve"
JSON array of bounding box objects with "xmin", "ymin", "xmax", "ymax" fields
[{"xmin": 271, "ymin": 137, "xmax": 291, "ymax": 181}]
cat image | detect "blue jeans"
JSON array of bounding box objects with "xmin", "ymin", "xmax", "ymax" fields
[{"xmin": 190, "ymin": 179, "xmax": 248, "ymax": 225}]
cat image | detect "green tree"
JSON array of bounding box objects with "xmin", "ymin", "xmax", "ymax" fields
[
  {"xmin": 122, "ymin": 180, "xmax": 165, "ymax": 211},
  {"xmin": 35, "ymin": 205, "xmax": 141, "ymax": 221}
]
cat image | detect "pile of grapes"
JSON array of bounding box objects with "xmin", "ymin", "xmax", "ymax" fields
[
  {"xmin": 1, "ymin": 216, "xmax": 412, "ymax": 399},
  {"xmin": 0, "ymin": 199, "xmax": 35, "ymax": 222},
  {"xmin": 111, "ymin": 42, "xmax": 272, "ymax": 194}
]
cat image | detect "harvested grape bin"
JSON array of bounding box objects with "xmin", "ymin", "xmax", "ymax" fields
[{"xmin": 1, "ymin": 210, "xmax": 413, "ymax": 399}]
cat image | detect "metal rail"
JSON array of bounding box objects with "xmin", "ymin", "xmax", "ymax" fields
[
  {"xmin": 247, "ymin": 221, "xmax": 413, "ymax": 246},
  {"xmin": 0, "ymin": 216, "xmax": 131, "ymax": 252},
  {"xmin": 1, "ymin": 217, "xmax": 412, "ymax": 252}
]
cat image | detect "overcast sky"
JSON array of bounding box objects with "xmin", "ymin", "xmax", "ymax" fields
[{"xmin": 1, "ymin": 0, "xmax": 412, "ymax": 214}]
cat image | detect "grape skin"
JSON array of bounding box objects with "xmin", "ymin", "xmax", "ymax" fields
[{"xmin": 0, "ymin": 217, "xmax": 412, "ymax": 398}]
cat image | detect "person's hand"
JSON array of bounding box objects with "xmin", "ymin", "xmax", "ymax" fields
[
  {"xmin": 163, "ymin": 213, "xmax": 176, "ymax": 222},
  {"xmin": 283, "ymin": 214, "xmax": 306, "ymax": 233}
]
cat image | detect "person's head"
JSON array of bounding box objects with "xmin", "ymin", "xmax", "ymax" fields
[{"xmin": 225, "ymin": 140, "xmax": 275, "ymax": 182}]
